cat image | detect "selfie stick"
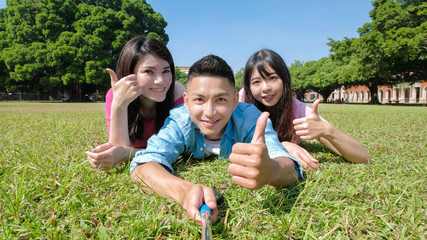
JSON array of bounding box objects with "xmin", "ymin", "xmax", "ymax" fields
[{"xmin": 200, "ymin": 204, "xmax": 212, "ymax": 240}]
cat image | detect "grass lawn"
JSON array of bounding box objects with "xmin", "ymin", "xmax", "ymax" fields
[{"xmin": 0, "ymin": 102, "xmax": 425, "ymax": 239}]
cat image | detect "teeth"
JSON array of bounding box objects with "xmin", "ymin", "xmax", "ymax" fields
[{"xmin": 152, "ymin": 88, "xmax": 164, "ymax": 92}]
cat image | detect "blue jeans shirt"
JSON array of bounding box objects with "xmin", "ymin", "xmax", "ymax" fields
[{"xmin": 130, "ymin": 102, "xmax": 303, "ymax": 180}]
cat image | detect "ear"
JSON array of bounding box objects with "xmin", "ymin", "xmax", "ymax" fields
[{"xmin": 183, "ymin": 91, "xmax": 188, "ymax": 106}]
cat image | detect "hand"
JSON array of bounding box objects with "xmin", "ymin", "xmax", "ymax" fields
[
  {"xmin": 228, "ymin": 112, "xmax": 277, "ymax": 190},
  {"xmin": 282, "ymin": 141, "xmax": 319, "ymax": 170},
  {"xmin": 106, "ymin": 68, "xmax": 142, "ymax": 107},
  {"xmin": 86, "ymin": 143, "xmax": 130, "ymax": 170},
  {"xmin": 181, "ymin": 184, "xmax": 218, "ymax": 225},
  {"xmin": 293, "ymin": 99, "xmax": 328, "ymax": 140}
]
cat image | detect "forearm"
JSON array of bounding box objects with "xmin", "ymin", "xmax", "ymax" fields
[
  {"xmin": 130, "ymin": 161, "xmax": 194, "ymax": 203},
  {"xmin": 109, "ymin": 101, "xmax": 131, "ymax": 146},
  {"xmin": 319, "ymin": 124, "xmax": 370, "ymax": 164},
  {"xmin": 269, "ymin": 157, "xmax": 300, "ymax": 187}
]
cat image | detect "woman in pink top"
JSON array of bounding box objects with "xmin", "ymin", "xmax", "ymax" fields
[
  {"xmin": 86, "ymin": 36, "xmax": 185, "ymax": 170},
  {"xmin": 240, "ymin": 49, "xmax": 370, "ymax": 170}
]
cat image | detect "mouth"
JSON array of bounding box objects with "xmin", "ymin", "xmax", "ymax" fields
[
  {"xmin": 262, "ymin": 94, "xmax": 275, "ymax": 102},
  {"xmin": 201, "ymin": 119, "xmax": 220, "ymax": 128},
  {"xmin": 150, "ymin": 87, "xmax": 166, "ymax": 93}
]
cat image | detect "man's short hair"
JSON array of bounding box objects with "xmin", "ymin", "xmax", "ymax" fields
[{"xmin": 187, "ymin": 55, "xmax": 235, "ymax": 87}]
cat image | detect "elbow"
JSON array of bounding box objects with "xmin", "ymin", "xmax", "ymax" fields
[
  {"xmin": 362, "ymin": 152, "xmax": 371, "ymax": 164},
  {"xmin": 130, "ymin": 164, "xmax": 143, "ymax": 182},
  {"xmin": 353, "ymin": 151, "xmax": 371, "ymax": 164},
  {"xmin": 130, "ymin": 169, "xmax": 138, "ymax": 182}
]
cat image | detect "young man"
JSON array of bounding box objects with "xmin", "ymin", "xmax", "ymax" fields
[{"xmin": 130, "ymin": 55, "xmax": 303, "ymax": 225}]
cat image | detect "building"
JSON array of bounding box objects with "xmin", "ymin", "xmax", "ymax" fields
[
  {"xmin": 304, "ymin": 81, "xmax": 427, "ymax": 104},
  {"xmin": 177, "ymin": 66, "xmax": 190, "ymax": 74}
]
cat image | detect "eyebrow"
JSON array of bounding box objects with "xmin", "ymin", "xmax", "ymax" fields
[
  {"xmin": 139, "ymin": 65, "xmax": 170, "ymax": 70},
  {"xmin": 190, "ymin": 92, "xmax": 231, "ymax": 98}
]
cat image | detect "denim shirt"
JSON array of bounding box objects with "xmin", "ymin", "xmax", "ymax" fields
[{"xmin": 130, "ymin": 102, "xmax": 303, "ymax": 180}]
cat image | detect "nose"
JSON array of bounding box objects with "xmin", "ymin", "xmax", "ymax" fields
[
  {"xmin": 153, "ymin": 73, "xmax": 164, "ymax": 85},
  {"xmin": 261, "ymin": 81, "xmax": 272, "ymax": 92},
  {"xmin": 203, "ymin": 101, "xmax": 216, "ymax": 118}
]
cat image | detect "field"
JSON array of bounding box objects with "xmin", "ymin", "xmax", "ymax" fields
[{"xmin": 0, "ymin": 102, "xmax": 425, "ymax": 239}]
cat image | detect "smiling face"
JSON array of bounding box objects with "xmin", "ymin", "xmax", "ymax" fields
[
  {"xmin": 249, "ymin": 63, "xmax": 284, "ymax": 109},
  {"xmin": 134, "ymin": 54, "xmax": 172, "ymax": 106},
  {"xmin": 184, "ymin": 76, "xmax": 238, "ymax": 141}
]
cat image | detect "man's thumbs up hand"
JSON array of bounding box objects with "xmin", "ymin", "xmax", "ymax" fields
[
  {"xmin": 228, "ymin": 112, "xmax": 276, "ymax": 190},
  {"xmin": 251, "ymin": 112, "xmax": 269, "ymax": 144}
]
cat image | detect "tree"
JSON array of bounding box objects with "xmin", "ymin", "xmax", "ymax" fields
[
  {"xmin": 0, "ymin": 8, "xmax": 8, "ymax": 92},
  {"xmin": 0, "ymin": 0, "xmax": 169, "ymax": 100},
  {"xmin": 328, "ymin": 0, "xmax": 426, "ymax": 104},
  {"xmin": 289, "ymin": 60, "xmax": 307, "ymax": 101},
  {"xmin": 234, "ymin": 67, "xmax": 244, "ymax": 91},
  {"xmin": 309, "ymin": 57, "xmax": 343, "ymax": 102},
  {"xmin": 175, "ymin": 66, "xmax": 187, "ymax": 87}
]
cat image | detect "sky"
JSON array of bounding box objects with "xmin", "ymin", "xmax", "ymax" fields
[{"xmin": 0, "ymin": 0, "xmax": 374, "ymax": 72}]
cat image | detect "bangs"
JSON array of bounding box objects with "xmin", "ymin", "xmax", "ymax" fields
[{"xmin": 254, "ymin": 59, "xmax": 274, "ymax": 80}]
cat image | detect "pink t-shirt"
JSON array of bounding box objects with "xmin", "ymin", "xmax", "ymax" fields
[
  {"xmin": 105, "ymin": 88, "xmax": 184, "ymax": 148},
  {"xmin": 238, "ymin": 88, "xmax": 318, "ymax": 143}
]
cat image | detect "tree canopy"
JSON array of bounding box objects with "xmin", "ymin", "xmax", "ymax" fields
[
  {"xmin": 327, "ymin": 0, "xmax": 426, "ymax": 103},
  {"xmin": 0, "ymin": 0, "xmax": 168, "ymax": 100},
  {"xmin": 289, "ymin": 0, "xmax": 426, "ymax": 104}
]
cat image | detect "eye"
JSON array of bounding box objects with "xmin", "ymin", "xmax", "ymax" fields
[
  {"xmin": 251, "ymin": 79, "xmax": 260, "ymax": 86},
  {"xmin": 217, "ymin": 97, "xmax": 227, "ymax": 103},
  {"xmin": 269, "ymin": 75, "xmax": 278, "ymax": 81},
  {"xmin": 194, "ymin": 97, "xmax": 204, "ymax": 103},
  {"xmin": 163, "ymin": 69, "xmax": 170, "ymax": 74},
  {"xmin": 144, "ymin": 69, "xmax": 153, "ymax": 74}
]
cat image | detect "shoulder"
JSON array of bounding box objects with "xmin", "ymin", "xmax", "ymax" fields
[
  {"xmin": 292, "ymin": 97, "xmax": 309, "ymax": 119},
  {"xmin": 106, "ymin": 88, "xmax": 113, "ymax": 101},
  {"xmin": 174, "ymin": 82, "xmax": 186, "ymax": 101},
  {"xmin": 105, "ymin": 88, "xmax": 113, "ymax": 108},
  {"xmin": 238, "ymin": 88, "xmax": 246, "ymax": 102},
  {"xmin": 232, "ymin": 102, "xmax": 262, "ymax": 127},
  {"xmin": 168, "ymin": 104, "xmax": 193, "ymax": 125}
]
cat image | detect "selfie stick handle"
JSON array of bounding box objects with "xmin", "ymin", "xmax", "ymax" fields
[{"xmin": 200, "ymin": 204, "xmax": 212, "ymax": 240}]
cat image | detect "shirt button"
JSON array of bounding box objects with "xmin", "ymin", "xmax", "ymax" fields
[{"xmin": 200, "ymin": 148, "xmax": 204, "ymax": 151}]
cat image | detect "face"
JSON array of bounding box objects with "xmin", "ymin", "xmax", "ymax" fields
[
  {"xmin": 134, "ymin": 54, "xmax": 172, "ymax": 105},
  {"xmin": 249, "ymin": 64, "xmax": 284, "ymax": 108},
  {"xmin": 184, "ymin": 76, "xmax": 238, "ymax": 141}
]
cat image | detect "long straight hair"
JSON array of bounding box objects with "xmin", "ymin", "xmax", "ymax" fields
[
  {"xmin": 243, "ymin": 49, "xmax": 297, "ymax": 143},
  {"xmin": 115, "ymin": 35, "xmax": 175, "ymax": 142}
]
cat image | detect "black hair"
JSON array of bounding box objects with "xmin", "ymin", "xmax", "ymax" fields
[
  {"xmin": 243, "ymin": 49, "xmax": 296, "ymax": 143},
  {"xmin": 115, "ymin": 35, "xmax": 175, "ymax": 143},
  {"xmin": 188, "ymin": 54, "xmax": 235, "ymax": 87}
]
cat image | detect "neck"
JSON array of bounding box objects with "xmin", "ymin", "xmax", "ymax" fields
[{"xmin": 139, "ymin": 96, "xmax": 156, "ymax": 119}]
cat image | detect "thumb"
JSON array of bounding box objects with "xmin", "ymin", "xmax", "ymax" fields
[
  {"xmin": 251, "ymin": 112, "xmax": 269, "ymax": 144},
  {"xmin": 310, "ymin": 99, "xmax": 320, "ymax": 116},
  {"xmin": 106, "ymin": 68, "xmax": 119, "ymax": 87},
  {"xmin": 92, "ymin": 142, "xmax": 114, "ymax": 152}
]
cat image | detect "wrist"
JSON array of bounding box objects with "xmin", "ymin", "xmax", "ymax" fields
[
  {"xmin": 119, "ymin": 146, "xmax": 134, "ymax": 163},
  {"xmin": 111, "ymin": 100, "xmax": 128, "ymax": 112},
  {"xmin": 321, "ymin": 122, "xmax": 336, "ymax": 139},
  {"xmin": 268, "ymin": 157, "xmax": 298, "ymax": 187},
  {"xmin": 268, "ymin": 158, "xmax": 281, "ymax": 186},
  {"xmin": 175, "ymin": 181, "xmax": 196, "ymax": 204}
]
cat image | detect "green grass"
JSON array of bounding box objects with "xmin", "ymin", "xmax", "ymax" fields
[{"xmin": 0, "ymin": 102, "xmax": 425, "ymax": 239}]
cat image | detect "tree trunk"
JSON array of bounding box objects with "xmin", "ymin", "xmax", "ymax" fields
[
  {"xmin": 294, "ymin": 88, "xmax": 306, "ymax": 102},
  {"xmin": 318, "ymin": 88, "xmax": 334, "ymax": 103},
  {"xmin": 367, "ymin": 80, "xmax": 380, "ymax": 104}
]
